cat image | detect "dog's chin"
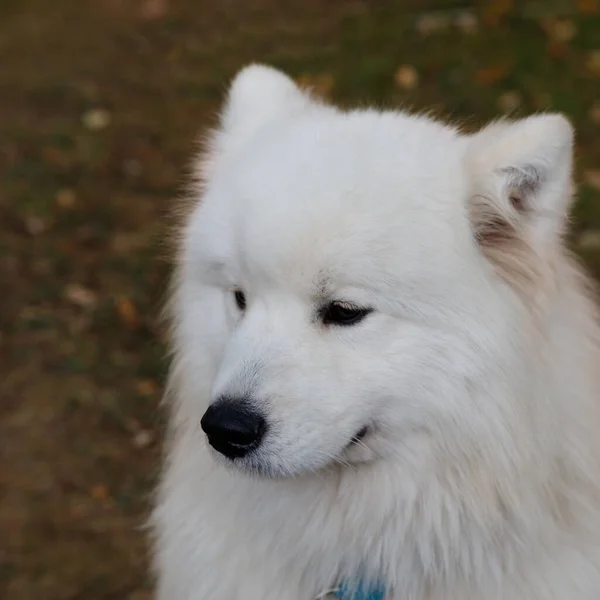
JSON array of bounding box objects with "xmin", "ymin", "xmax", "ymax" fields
[{"xmin": 208, "ymin": 428, "xmax": 378, "ymax": 478}]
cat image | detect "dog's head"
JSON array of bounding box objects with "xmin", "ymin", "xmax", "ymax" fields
[{"xmin": 173, "ymin": 65, "xmax": 574, "ymax": 477}]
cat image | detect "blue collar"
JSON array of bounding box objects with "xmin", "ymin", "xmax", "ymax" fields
[{"xmin": 333, "ymin": 581, "xmax": 386, "ymax": 600}]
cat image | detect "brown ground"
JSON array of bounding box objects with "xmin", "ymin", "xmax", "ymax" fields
[{"xmin": 2, "ymin": 1, "xmax": 600, "ymax": 598}]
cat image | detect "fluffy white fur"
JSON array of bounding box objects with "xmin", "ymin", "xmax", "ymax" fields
[{"xmin": 152, "ymin": 65, "xmax": 600, "ymax": 599}]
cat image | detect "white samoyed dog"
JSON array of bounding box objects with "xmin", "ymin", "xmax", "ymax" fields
[{"xmin": 152, "ymin": 65, "xmax": 600, "ymax": 600}]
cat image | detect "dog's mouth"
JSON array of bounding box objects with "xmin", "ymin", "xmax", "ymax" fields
[
  {"xmin": 229, "ymin": 425, "xmax": 376, "ymax": 477},
  {"xmin": 341, "ymin": 424, "xmax": 377, "ymax": 465}
]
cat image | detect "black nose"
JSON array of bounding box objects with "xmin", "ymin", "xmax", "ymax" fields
[{"xmin": 200, "ymin": 399, "xmax": 267, "ymax": 459}]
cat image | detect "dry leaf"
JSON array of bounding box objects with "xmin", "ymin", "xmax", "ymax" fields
[
  {"xmin": 140, "ymin": 0, "xmax": 169, "ymax": 20},
  {"xmin": 482, "ymin": 0, "xmax": 514, "ymax": 27},
  {"xmin": 167, "ymin": 46, "xmax": 181, "ymax": 62},
  {"xmin": 552, "ymin": 19, "xmax": 577, "ymax": 42},
  {"xmin": 56, "ymin": 188, "xmax": 76, "ymax": 209},
  {"xmin": 132, "ymin": 429, "xmax": 154, "ymax": 448},
  {"xmin": 415, "ymin": 13, "xmax": 450, "ymax": 36},
  {"xmin": 540, "ymin": 18, "xmax": 577, "ymax": 42},
  {"xmin": 137, "ymin": 379, "xmax": 158, "ymax": 396},
  {"xmin": 90, "ymin": 484, "xmax": 109, "ymax": 501},
  {"xmin": 296, "ymin": 74, "xmax": 334, "ymax": 99},
  {"xmin": 24, "ymin": 216, "xmax": 47, "ymax": 236},
  {"xmin": 69, "ymin": 499, "xmax": 90, "ymax": 520},
  {"xmin": 123, "ymin": 158, "xmax": 143, "ymax": 178},
  {"xmin": 583, "ymin": 169, "xmax": 600, "ymax": 191},
  {"xmin": 111, "ymin": 232, "xmax": 147, "ymax": 255},
  {"xmin": 547, "ymin": 40, "xmax": 568, "ymax": 60},
  {"xmin": 497, "ymin": 91, "xmax": 522, "ymax": 114},
  {"xmin": 43, "ymin": 146, "xmax": 71, "ymax": 168},
  {"xmin": 475, "ymin": 64, "xmax": 509, "ymax": 85},
  {"xmin": 82, "ymin": 108, "xmax": 111, "ymax": 131},
  {"xmin": 64, "ymin": 284, "xmax": 97, "ymax": 308},
  {"xmin": 577, "ymin": 0, "xmax": 599, "ymax": 13},
  {"xmin": 586, "ymin": 51, "xmax": 600, "ymax": 76},
  {"xmin": 589, "ymin": 102, "xmax": 600, "ymax": 124},
  {"xmin": 532, "ymin": 91, "xmax": 552, "ymax": 110},
  {"xmin": 116, "ymin": 296, "xmax": 141, "ymax": 328},
  {"xmin": 579, "ymin": 230, "xmax": 600, "ymax": 250},
  {"xmin": 394, "ymin": 65, "xmax": 419, "ymax": 90},
  {"xmin": 455, "ymin": 11, "xmax": 478, "ymax": 34}
]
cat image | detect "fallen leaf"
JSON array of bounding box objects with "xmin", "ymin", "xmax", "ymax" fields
[
  {"xmin": 56, "ymin": 188, "xmax": 76, "ymax": 209},
  {"xmin": 78, "ymin": 81, "xmax": 100, "ymax": 102},
  {"xmin": 90, "ymin": 484, "xmax": 109, "ymax": 501},
  {"xmin": 532, "ymin": 91, "xmax": 552, "ymax": 110},
  {"xmin": 122, "ymin": 158, "xmax": 143, "ymax": 178},
  {"xmin": 540, "ymin": 18, "xmax": 577, "ymax": 42},
  {"xmin": 167, "ymin": 46, "xmax": 180, "ymax": 62},
  {"xmin": 64, "ymin": 284, "xmax": 97, "ymax": 308},
  {"xmin": 69, "ymin": 499, "xmax": 90, "ymax": 520},
  {"xmin": 475, "ymin": 64, "xmax": 509, "ymax": 85},
  {"xmin": 132, "ymin": 429, "xmax": 154, "ymax": 448},
  {"xmin": 111, "ymin": 232, "xmax": 147, "ymax": 254},
  {"xmin": 583, "ymin": 169, "xmax": 600, "ymax": 191},
  {"xmin": 24, "ymin": 216, "xmax": 47, "ymax": 236},
  {"xmin": 578, "ymin": 230, "xmax": 600, "ymax": 250},
  {"xmin": 82, "ymin": 108, "xmax": 111, "ymax": 131},
  {"xmin": 454, "ymin": 11, "xmax": 478, "ymax": 34},
  {"xmin": 394, "ymin": 65, "xmax": 419, "ymax": 90},
  {"xmin": 586, "ymin": 51, "xmax": 600, "ymax": 76},
  {"xmin": 42, "ymin": 146, "xmax": 71, "ymax": 168},
  {"xmin": 497, "ymin": 91, "xmax": 522, "ymax": 114},
  {"xmin": 296, "ymin": 74, "xmax": 334, "ymax": 99},
  {"xmin": 115, "ymin": 296, "xmax": 141, "ymax": 328},
  {"xmin": 136, "ymin": 379, "xmax": 158, "ymax": 396},
  {"xmin": 552, "ymin": 19, "xmax": 577, "ymax": 42},
  {"xmin": 577, "ymin": 0, "xmax": 599, "ymax": 13},
  {"xmin": 140, "ymin": 0, "xmax": 169, "ymax": 20},
  {"xmin": 547, "ymin": 40, "xmax": 568, "ymax": 60},
  {"xmin": 589, "ymin": 102, "xmax": 600, "ymax": 124},
  {"xmin": 482, "ymin": 0, "xmax": 514, "ymax": 27},
  {"xmin": 415, "ymin": 12, "xmax": 451, "ymax": 36}
]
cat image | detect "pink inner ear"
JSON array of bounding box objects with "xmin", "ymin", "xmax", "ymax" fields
[
  {"xmin": 471, "ymin": 200, "xmax": 516, "ymax": 247},
  {"xmin": 500, "ymin": 164, "xmax": 542, "ymax": 215},
  {"xmin": 468, "ymin": 189, "xmax": 543, "ymax": 303},
  {"xmin": 508, "ymin": 191, "xmax": 526, "ymax": 213}
]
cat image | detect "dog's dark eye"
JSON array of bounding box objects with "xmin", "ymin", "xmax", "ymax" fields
[
  {"xmin": 322, "ymin": 302, "xmax": 372, "ymax": 326},
  {"xmin": 233, "ymin": 290, "xmax": 247, "ymax": 311}
]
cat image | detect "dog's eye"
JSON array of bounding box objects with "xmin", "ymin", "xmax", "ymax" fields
[
  {"xmin": 322, "ymin": 302, "xmax": 372, "ymax": 326},
  {"xmin": 233, "ymin": 290, "xmax": 247, "ymax": 311}
]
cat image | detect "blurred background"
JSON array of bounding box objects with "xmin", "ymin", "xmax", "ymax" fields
[{"xmin": 2, "ymin": 0, "xmax": 600, "ymax": 598}]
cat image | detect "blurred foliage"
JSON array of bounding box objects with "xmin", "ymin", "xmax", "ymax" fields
[{"xmin": 2, "ymin": 1, "xmax": 600, "ymax": 598}]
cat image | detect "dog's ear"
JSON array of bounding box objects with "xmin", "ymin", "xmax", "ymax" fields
[
  {"xmin": 465, "ymin": 115, "xmax": 574, "ymax": 295},
  {"xmin": 220, "ymin": 64, "xmax": 311, "ymax": 145},
  {"xmin": 466, "ymin": 114, "xmax": 574, "ymax": 250},
  {"xmin": 195, "ymin": 65, "xmax": 312, "ymax": 185},
  {"xmin": 465, "ymin": 114, "xmax": 574, "ymax": 296}
]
